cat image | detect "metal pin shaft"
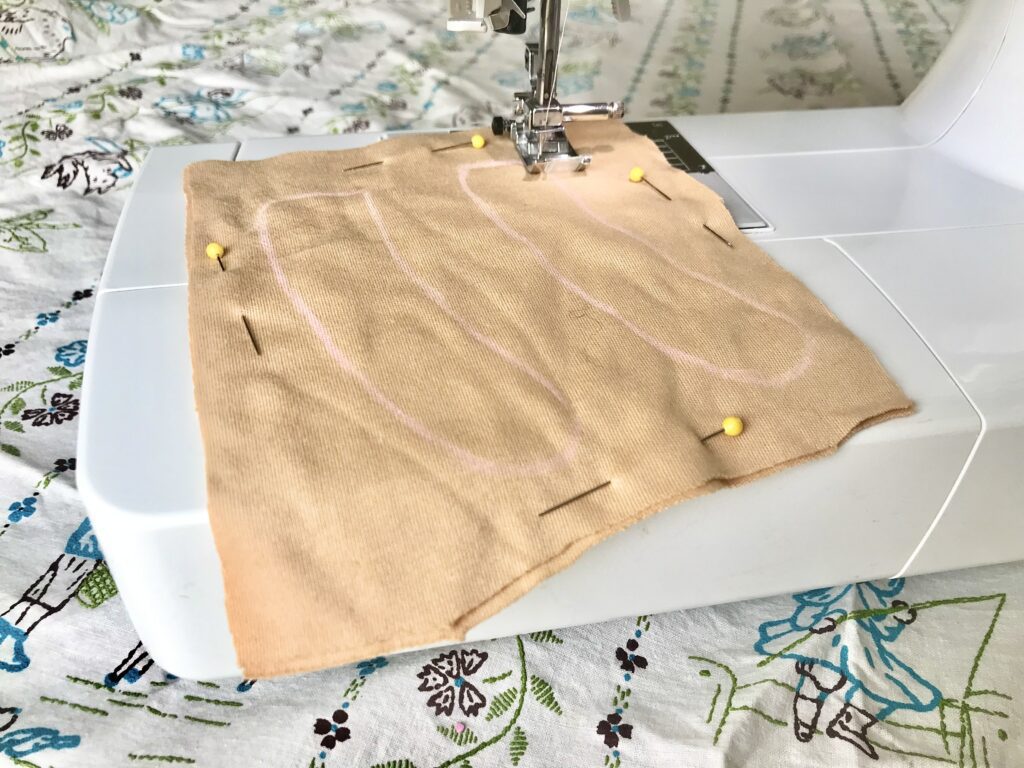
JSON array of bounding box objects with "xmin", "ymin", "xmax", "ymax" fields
[
  {"xmin": 343, "ymin": 160, "xmax": 384, "ymax": 173},
  {"xmin": 431, "ymin": 141, "xmax": 473, "ymax": 153},
  {"xmin": 540, "ymin": 480, "xmax": 611, "ymax": 517},
  {"xmin": 241, "ymin": 314, "xmax": 261, "ymax": 356},
  {"xmin": 703, "ymin": 223, "xmax": 733, "ymax": 248},
  {"xmin": 643, "ymin": 177, "xmax": 672, "ymax": 201},
  {"xmin": 700, "ymin": 428, "xmax": 724, "ymax": 443},
  {"xmin": 217, "ymin": 256, "xmax": 226, "ymax": 271}
]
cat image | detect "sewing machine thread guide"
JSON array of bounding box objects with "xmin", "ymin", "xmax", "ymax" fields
[
  {"xmin": 240, "ymin": 315, "xmax": 261, "ymax": 356},
  {"xmin": 703, "ymin": 224, "xmax": 734, "ymax": 248},
  {"xmin": 540, "ymin": 480, "xmax": 612, "ymax": 517}
]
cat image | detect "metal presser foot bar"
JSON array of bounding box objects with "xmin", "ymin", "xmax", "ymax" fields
[
  {"xmin": 447, "ymin": 1, "xmax": 767, "ymax": 227},
  {"xmin": 451, "ymin": 0, "xmax": 629, "ymax": 173}
]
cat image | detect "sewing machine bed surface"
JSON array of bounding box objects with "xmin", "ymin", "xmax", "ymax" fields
[{"xmin": 79, "ymin": 111, "xmax": 1024, "ymax": 678}]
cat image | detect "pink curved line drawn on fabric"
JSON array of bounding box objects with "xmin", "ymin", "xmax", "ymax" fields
[
  {"xmin": 254, "ymin": 190, "xmax": 580, "ymax": 476},
  {"xmin": 457, "ymin": 160, "xmax": 815, "ymax": 387}
]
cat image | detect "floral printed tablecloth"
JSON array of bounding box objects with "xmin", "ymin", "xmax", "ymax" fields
[{"xmin": 5, "ymin": 1, "xmax": 1023, "ymax": 767}]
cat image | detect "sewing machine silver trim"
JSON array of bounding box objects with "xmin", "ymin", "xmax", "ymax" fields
[{"xmin": 454, "ymin": 0, "xmax": 628, "ymax": 172}]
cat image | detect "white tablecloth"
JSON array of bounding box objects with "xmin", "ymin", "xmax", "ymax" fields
[{"xmin": 6, "ymin": 1, "xmax": 1022, "ymax": 766}]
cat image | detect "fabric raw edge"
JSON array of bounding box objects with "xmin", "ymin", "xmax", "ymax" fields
[{"xmin": 239, "ymin": 402, "xmax": 913, "ymax": 678}]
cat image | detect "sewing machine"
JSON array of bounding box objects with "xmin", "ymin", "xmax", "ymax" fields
[{"xmin": 79, "ymin": 0, "xmax": 1024, "ymax": 678}]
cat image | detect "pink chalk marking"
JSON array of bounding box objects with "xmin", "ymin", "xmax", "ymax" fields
[
  {"xmin": 457, "ymin": 160, "xmax": 815, "ymax": 387},
  {"xmin": 255, "ymin": 190, "xmax": 579, "ymax": 476}
]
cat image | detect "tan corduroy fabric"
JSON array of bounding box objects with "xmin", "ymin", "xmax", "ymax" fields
[{"xmin": 183, "ymin": 121, "xmax": 912, "ymax": 678}]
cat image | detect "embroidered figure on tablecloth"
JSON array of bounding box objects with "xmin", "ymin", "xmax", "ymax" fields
[
  {"xmin": 754, "ymin": 579, "xmax": 941, "ymax": 759},
  {"xmin": 692, "ymin": 585, "xmax": 1011, "ymax": 763},
  {"xmin": 41, "ymin": 138, "xmax": 133, "ymax": 195},
  {"xmin": 103, "ymin": 640, "xmax": 153, "ymax": 688},
  {"xmin": 0, "ymin": 519, "xmax": 103, "ymax": 673},
  {"xmin": 0, "ymin": 5, "xmax": 73, "ymax": 62}
]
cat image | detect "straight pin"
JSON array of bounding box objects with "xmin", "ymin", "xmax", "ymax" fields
[
  {"xmin": 628, "ymin": 166, "xmax": 671, "ymax": 200},
  {"xmin": 700, "ymin": 416, "xmax": 744, "ymax": 443},
  {"xmin": 343, "ymin": 160, "xmax": 384, "ymax": 173},
  {"xmin": 432, "ymin": 134, "xmax": 487, "ymax": 153},
  {"xmin": 206, "ymin": 242, "xmax": 227, "ymax": 270},
  {"xmin": 703, "ymin": 223, "xmax": 734, "ymax": 248},
  {"xmin": 240, "ymin": 314, "xmax": 261, "ymax": 356},
  {"xmin": 643, "ymin": 177, "xmax": 672, "ymax": 201},
  {"xmin": 432, "ymin": 141, "xmax": 472, "ymax": 153},
  {"xmin": 539, "ymin": 480, "xmax": 611, "ymax": 517}
]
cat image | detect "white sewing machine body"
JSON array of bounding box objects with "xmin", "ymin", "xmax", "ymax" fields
[{"xmin": 80, "ymin": 0, "xmax": 1024, "ymax": 678}]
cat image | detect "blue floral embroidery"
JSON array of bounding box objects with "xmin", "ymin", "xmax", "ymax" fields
[
  {"xmin": 54, "ymin": 339, "xmax": 87, "ymax": 367},
  {"xmin": 268, "ymin": 5, "xmax": 285, "ymax": 16},
  {"xmin": 181, "ymin": 43, "xmax": 206, "ymax": 60},
  {"xmin": 78, "ymin": 0, "xmax": 139, "ymax": 25},
  {"xmin": 7, "ymin": 497, "xmax": 37, "ymax": 523},
  {"xmin": 155, "ymin": 88, "xmax": 245, "ymax": 125},
  {"xmin": 0, "ymin": 139, "xmax": 5, "ymax": 158},
  {"xmin": 356, "ymin": 656, "xmax": 388, "ymax": 676},
  {"xmin": 36, "ymin": 312, "xmax": 60, "ymax": 326}
]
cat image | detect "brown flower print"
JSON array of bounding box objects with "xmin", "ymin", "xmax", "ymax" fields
[
  {"xmin": 21, "ymin": 392, "xmax": 79, "ymax": 427},
  {"xmin": 312, "ymin": 709, "xmax": 350, "ymax": 750},
  {"xmin": 615, "ymin": 638, "xmax": 648, "ymax": 673},
  {"xmin": 597, "ymin": 711, "xmax": 633, "ymax": 748},
  {"xmin": 416, "ymin": 648, "xmax": 489, "ymax": 717}
]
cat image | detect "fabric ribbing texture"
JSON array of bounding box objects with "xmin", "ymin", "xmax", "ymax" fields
[{"xmin": 183, "ymin": 121, "xmax": 912, "ymax": 678}]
